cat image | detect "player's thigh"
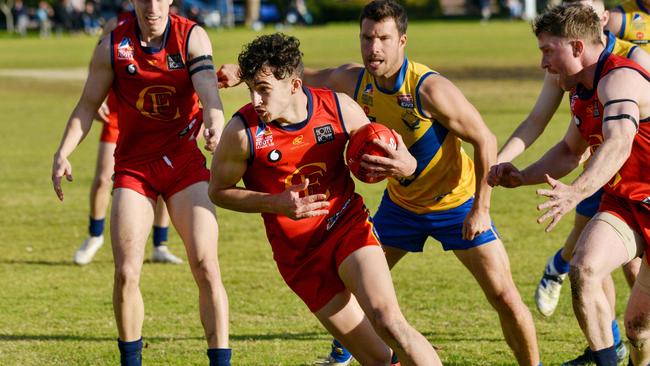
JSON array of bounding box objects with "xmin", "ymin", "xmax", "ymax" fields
[
  {"xmin": 572, "ymin": 215, "xmax": 636, "ymax": 278},
  {"xmin": 110, "ymin": 188, "xmax": 155, "ymax": 266},
  {"xmin": 153, "ymin": 196, "xmax": 169, "ymax": 225},
  {"xmin": 338, "ymin": 245, "xmax": 401, "ymax": 316},
  {"xmin": 563, "ymin": 213, "xmax": 592, "ymax": 256},
  {"xmin": 453, "ymin": 239, "xmax": 516, "ymax": 296},
  {"xmin": 166, "ymin": 181, "xmax": 218, "ymax": 261},
  {"xmin": 95, "ymin": 142, "xmax": 116, "ymax": 179}
]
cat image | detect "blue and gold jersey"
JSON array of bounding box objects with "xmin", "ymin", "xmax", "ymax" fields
[
  {"xmin": 353, "ymin": 58, "xmax": 475, "ymax": 214},
  {"xmin": 609, "ymin": 30, "xmax": 639, "ymax": 57},
  {"xmin": 615, "ymin": 0, "xmax": 650, "ymax": 52}
]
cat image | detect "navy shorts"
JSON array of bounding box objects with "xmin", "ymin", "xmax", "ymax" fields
[
  {"xmin": 575, "ymin": 188, "xmax": 604, "ymax": 218},
  {"xmin": 373, "ymin": 192, "xmax": 499, "ymax": 252}
]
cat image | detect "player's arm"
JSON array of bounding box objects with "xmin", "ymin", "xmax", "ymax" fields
[
  {"xmin": 419, "ymin": 75, "xmax": 496, "ymax": 240},
  {"xmin": 628, "ymin": 45, "xmax": 650, "ymax": 69},
  {"xmin": 536, "ymin": 70, "xmax": 639, "ymax": 232},
  {"xmin": 302, "ymin": 64, "xmax": 364, "ymax": 97},
  {"xmin": 208, "ymin": 117, "xmax": 330, "ymax": 219},
  {"xmin": 605, "ymin": 7, "xmax": 624, "ymax": 37},
  {"xmin": 497, "ymin": 72, "xmax": 565, "ymax": 163},
  {"xmin": 492, "ymin": 121, "xmax": 588, "ymax": 188},
  {"xmin": 187, "ymin": 25, "xmax": 225, "ymax": 152},
  {"xmin": 570, "ymin": 70, "xmax": 638, "ymax": 199},
  {"xmin": 52, "ymin": 36, "xmax": 113, "ymax": 201}
]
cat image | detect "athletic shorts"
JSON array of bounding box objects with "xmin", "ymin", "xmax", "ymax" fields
[
  {"xmin": 100, "ymin": 114, "xmax": 119, "ymax": 143},
  {"xmin": 373, "ymin": 192, "xmax": 499, "ymax": 252},
  {"xmin": 598, "ymin": 192, "xmax": 650, "ymax": 262},
  {"xmin": 576, "ymin": 188, "xmax": 604, "ymax": 217},
  {"xmin": 113, "ymin": 150, "xmax": 209, "ymax": 201},
  {"xmin": 274, "ymin": 196, "xmax": 381, "ymax": 313}
]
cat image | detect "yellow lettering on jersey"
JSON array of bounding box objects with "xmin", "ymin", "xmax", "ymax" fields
[
  {"xmin": 285, "ymin": 162, "xmax": 330, "ymax": 199},
  {"xmin": 137, "ymin": 85, "xmax": 181, "ymax": 120}
]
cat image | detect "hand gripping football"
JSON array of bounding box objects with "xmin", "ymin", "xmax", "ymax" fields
[{"xmin": 346, "ymin": 122, "xmax": 397, "ymax": 183}]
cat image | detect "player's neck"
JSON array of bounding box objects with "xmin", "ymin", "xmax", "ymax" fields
[
  {"xmin": 275, "ymin": 90, "xmax": 309, "ymax": 126},
  {"xmin": 374, "ymin": 61, "xmax": 403, "ymax": 91},
  {"xmin": 578, "ymin": 46, "xmax": 605, "ymax": 90}
]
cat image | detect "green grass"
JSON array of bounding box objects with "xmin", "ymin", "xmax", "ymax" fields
[{"xmin": 0, "ymin": 20, "xmax": 630, "ymax": 365}]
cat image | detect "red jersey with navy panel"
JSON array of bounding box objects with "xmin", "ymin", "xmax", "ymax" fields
[
  {"xmin": 239, "ymin": 87, "xmax": 358, "ymax": 264},
  {"xmin": 110, "ymin": 14, "xmax": 202, "ymax": 168},
  {"xmin": 570, "ymin": 51, "xmax": 650, "ymax": 205}
]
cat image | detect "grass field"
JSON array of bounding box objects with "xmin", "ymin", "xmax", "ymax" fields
[{"xmin": 0, "ymin": 20, "xmax": 632, "ymax": 365}]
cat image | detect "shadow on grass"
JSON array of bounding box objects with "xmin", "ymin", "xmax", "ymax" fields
[
  {"xmin": 0, "ymin": 331, "xmax": 326, "ymax": 343},
  {"xmin": 0, "ymin": 259, "xmax": 76, "ymax": 266}
]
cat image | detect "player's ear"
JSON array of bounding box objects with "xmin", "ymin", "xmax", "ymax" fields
[
  {"xmin": 601, "ymin": 10, "xmax": 610, "ymax": 26},
  {"xmin": 291, "ymin": 77, "xmax": 302, "ymax": 94},
  {"xmin": 570, "ymin": 39, "xmax": 584, "ymax": 57},
  {"xmin": 399, "ymin": 33, "xmax": 407, "ymax": 48}
]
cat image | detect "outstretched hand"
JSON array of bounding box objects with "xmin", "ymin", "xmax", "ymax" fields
[
  {"xmin": 488, "ymin": 162, "xmax": 524, "ymax": 188},
  {"xmin": 360, "ymin": 130, "xmax": 416, "ymax": 180},
  {"xmin": 536, "ymin": 175, "xmax": 581, "ymax": 232},
  {"xmin": 275, "ymin": 178, "xmax": 330, "ymax": 220},
  {"xmin": 217, "ymin": 64, "xmax": 242, "ymax": 89}
]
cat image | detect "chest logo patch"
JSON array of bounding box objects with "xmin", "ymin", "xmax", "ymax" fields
[
  {"xmin": 167, "ymin": 53, "xmax": 185, "ymax": 70},
  {"xmin": 314, "ymin": 124, "xmax": 335, "ymax": 144}
]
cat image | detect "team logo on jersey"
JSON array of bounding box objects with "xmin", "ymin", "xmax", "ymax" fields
[
  {"xmin": 314, "ymin": 124, "xmax": 335, "ymax": 144},
  {"xmin": 401, "ymin": 110, "xmax": 421, "ymax": 131},
  {"xmin": 361, "ymin": 83, "xmax": 373, "ymax": 106},
  {"xmin": 397, "ymin": 94, "xmax": 414, "ymax": 109},
  {"xmin": 126, "ymin": 64, "xmax": 137, "ymax": 75},
  {"xmin": 285, "ymin": 162, "xmax": 330, "ymax": 199},
  {"xmin": 255, "ymin": 122, "xmax": 274, "ymax": 149},
  {"xmin": 637, "ymin": 31, "xmax": 646, "ymax": 40},
  {"xmin": 136, "ymin": 85, "xmax": 180, "ymax": 120},
  {"xmin": 167, "ymin": 53, "xmax": 185, "ymax": 70},
  {"xmin": 118, "ymin": 37, "xmax": 134, "ymax": 60},
  {"xmin": 267, "ymin": 149, "xmax": 282, "ymax": 162},
  {"xmin": 292, "ymin": 135, "xmax": 304, "ymax": 145}
]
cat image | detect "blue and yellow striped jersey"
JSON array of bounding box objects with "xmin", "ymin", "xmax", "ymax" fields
[
  {"xmin": 353, "ymin": 58, "xmax": 475, "ymax": 214},
  {"xmin": 615, "ymin": 0, "xmax": 650, "ymax": 52},
  {"xmin": 609, "ymin": 30, "xmax": 639, "ymax": 57}
]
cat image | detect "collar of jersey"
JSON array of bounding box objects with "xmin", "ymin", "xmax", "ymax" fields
[
  {"xmin": 135, "ymin": 16, "xmax": 171, "ymax": 55},
  {"xmin": 373, "ymin": 56, "xmax": 408, "ymax": 95}
]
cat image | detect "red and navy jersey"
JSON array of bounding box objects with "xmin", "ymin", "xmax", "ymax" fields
[
  {"xmin": 238, "ymin": 87, "xmax": 358, "ymax": 266},
  {"xmin": 104, "ymin": 12, "xmax": 134, "ymax": 132},
  {"xmin": 570, "ymin": 50, "xmax": 650, "ymax": 205},
  {"xmin": 110, "ymin": 14, "xmax": 202, "ymax": 167}
]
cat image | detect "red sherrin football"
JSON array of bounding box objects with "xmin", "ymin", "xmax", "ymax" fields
[{"xmin": 346, "ymin": 122, "xmax": 397, "ymax": 183}]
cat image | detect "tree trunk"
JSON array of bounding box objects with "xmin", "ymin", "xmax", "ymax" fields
[
  {"xmin": 0, "ymin": 0, "xmax": 15, "ymax": 33},
  {"xmin": 245, "ymin": 0, "xmax": 259, "ymax": 27}
]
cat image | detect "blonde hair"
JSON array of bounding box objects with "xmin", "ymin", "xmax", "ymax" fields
[{"xmin": 533, "ymin": 4, "xmax": 602, "ymax": 45}]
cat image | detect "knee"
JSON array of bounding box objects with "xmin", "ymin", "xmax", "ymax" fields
[
  {"xmin": 569, "ymin": 263, "xmax": 598, "ymax": 299},
  {"xmin": 93, "ymin": 173, "xmax": 113, "ymax": 190},
  {"xmin": 485, "ymin": 283, "xmax": 522, "ymax": 314},
  {"xmin": 368, "ymin": 306, "xmax": 408, "ymax": 342},
  {"xmin": 626, "ymin": 315, "xmax": 650, "ymax": 350},
  {"xmin": 114, "ymin": 264, "xmax": 141, "ymax": 290},
  {"xmin": 190, "ymin": 259, "xmax": 222, "ymax": 287}
]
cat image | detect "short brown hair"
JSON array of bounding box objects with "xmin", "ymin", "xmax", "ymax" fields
[
  {"xmin": 533, "ymin": 4, "xmax": 601, "ymax": 45},
  {"xmin": 238, "ymin": 33, "xmax": 304, "ymax": 82},
  {"xmin": 359, "ymin": 0, "xmax": 408, "ymax": 36}
]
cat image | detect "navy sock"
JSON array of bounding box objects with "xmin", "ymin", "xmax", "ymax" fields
[
  {"xmin": 552, "ymin": 248, "xmax": 570, "ymax": 274},
  {"xmin": 612, "ymin": 320, "xmax": 622, "ymax": 347},
  {"xmin": 592, "ymin": 345, "xmax": 618, "ymax": 366},
  {"xmin": 117, "ymin": 338, "xmax": 142, "ymax": 366},
  {"xmin": 207, "ymin": 348, "xmax": 231, "ymax": 366},
  {"xmin": 89, "ymin": 217, "xmax": 105, "ymax": 237},
  {"xmin": 152, "ymin": 226, "xmax": 168, "ymax": 248}
]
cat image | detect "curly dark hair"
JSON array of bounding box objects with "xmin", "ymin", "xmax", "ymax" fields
[
  {"xmin": 238, "ymin": 33, "xmax": 304, "ymax": 82},
  {"xmin": 360, "ymin": 0, "xmax": 408, "ymax": 36}
]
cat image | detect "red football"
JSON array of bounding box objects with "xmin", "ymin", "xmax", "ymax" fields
[{"xmin": 346, "ymin": 122, "xmax": 397, "ymax": 183}]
